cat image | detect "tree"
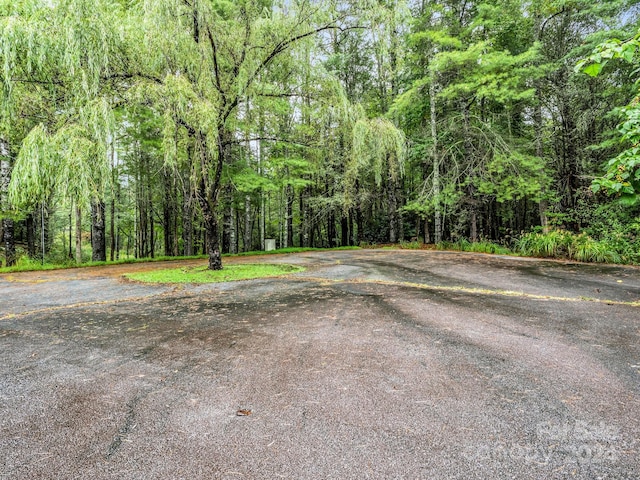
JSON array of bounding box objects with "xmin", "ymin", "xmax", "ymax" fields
[
  {"xmin": 578, "ymin": 29, "xmax": 640, "ymax": 204},
  {"xmin": 1, "ymin": 0, "xmax": 126, "ymax": 263},
  {"xmin": 136, "ymin": 0, "xmax": 362, "ymax": 269}
]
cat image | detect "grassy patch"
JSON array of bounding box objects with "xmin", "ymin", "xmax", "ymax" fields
[
  {"xmin": 124, "ymin": 263, "xmax": 305, "ymax": 284},
  {"xmin": 436, "ymin": 239, "xmax": 512, "ymax": 255},
  {"xmin": 0, "ymin": 247, "xmax": 360, "ymax": 274}
]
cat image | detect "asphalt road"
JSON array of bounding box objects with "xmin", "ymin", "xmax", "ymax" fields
[{"xmin": 1, "ymin": 250, "xmax": 639, "ymax": 479}]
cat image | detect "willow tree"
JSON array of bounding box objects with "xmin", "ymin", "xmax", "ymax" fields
[
  {"xmin": 347, "ymin": 116, "xmax": 406, "ymax": 242},
  {"xmin": 1, "ymin": 0, "xmax": 127, "ymax": 263},
  {"xmin": 134, "ymin": 0, "xmax": 361, "ymax": 269},
  {"xmin": 7, "ymin": 103, "xmax": 114, "ymax": 263}
]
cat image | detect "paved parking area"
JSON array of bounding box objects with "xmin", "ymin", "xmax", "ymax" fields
[{"xmin": 1, "ymin": 250, "xmax": 639, "ymax": 479}]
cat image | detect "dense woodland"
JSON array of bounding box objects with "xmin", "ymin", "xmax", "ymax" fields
[{"xmin": 1, "ymin": 0, "xmax": 640, "ymax": 269}]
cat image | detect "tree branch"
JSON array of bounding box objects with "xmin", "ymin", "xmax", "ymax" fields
[
  {"xmin": 540, "ymin": 7, "xmax": 566, "ymax": 37},
  {"xmin": 206, "ymin": 25, "xmax": 226, "ymax": 100},
  {"xmin": 239, "ymin": 17, "xmax": 352, "ymax": 105}
]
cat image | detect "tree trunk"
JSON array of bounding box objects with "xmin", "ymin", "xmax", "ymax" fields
[
  {"xmin": 424, "ymin": 217, "xmax": 431, "ymax": 244},
  {"xmin": 356, "ymin": 203, "xmax": 363, "ymax": 246},
  {"xmin": 110, "ymin": 139, "xmax": 118, "ymax": 261},
  {"xmin": 430, "ymin": 81, "xmax": 442, "ymax": 244},
  {"xmin": 470, "ymin": 207, "xmax": 478, "ymax": 242},
  {"xmin": 201, "ymin": 195, "xmax": 222, "ymax": 270},
  {"xmin": 327, "ymin": 211, "xmax": 336, "ymax": 248},
  {"xmin": 183, "ymin": 191, "xmax": 194, "ymax": 256},
  {"xmin": 534, "ymin": 102, "xmax": 550, "ymax": 233},
  {"xmin": 286, "ymin": 185, "xmax": 293, "ymax": 249},
  {"xmin": 75, "ymin": 204, "xmax": 82, "ymax": 264},
  {"xmin": 149, "ymin": 205, "xmax": 155, "ymax": 258},
  {"xmin": 110, "ymin": 196, "xmax": 116, "ymax": 261},
  {"xmin": 162, "ymin": 168, "xmax": 175, "ymax": 257},
  {"xmin": 2, "ymin": 218, "xmax": 16, "ymax": 267},
  {"xmin": 197, "ymin": 128, "xmax": 227, "ymax": 270},
  {"xmin": 68, "ymin": 208, "xmax": 73, "ymax": 259},
  {"xmin": 244, "ymin": 194, "xmax": 252, "ymax": 252},
  {"xmin": 348, "ymin": 210, "xmax": 355, "ymax": 246},
  {"xmin": 341, "ymin": 215, "xmax": 349, "ymax": 246},
  {"xmin": 300, "ymin": 184, "xmax": 311, "ymax": 248},
  {"xmin": 26, "ymin": 213, "xmax": 35, "ymax": 258},
  {"xmin": 388, "ymin": 170, "xmax": 398, "ymax": 244},
  {"xmin": 91, "ymin": 200, "xmax": 107, "ymax": 262}
]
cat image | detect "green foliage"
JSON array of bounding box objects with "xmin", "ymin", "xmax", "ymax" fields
[
  {"xmin": 516, "ymin": 230, "xmax": 625, "ymax": 263},
  {"xmin": 351, "ymin": 117, "xmax": 406, "ymax": 185},
  {"xmin": 433, "ymin": 41, "xmax": 541, "ymax": 104},
  {"xmin": 478, "ymin": 152, "xmax": 550, "ymax": 202},
  {"xmin": 437, "ymin": 239, "xmax": 512, "ymax": 255},
  {"xmin": 516, "ymin": 230, "xmax": 574, "ymax": 258},
  {"xmin": 579, "ymin": 29, "xmax": 640, "ymax": 204},
  {"xmin": 2, "ymin": 0, "xmax": 639, "ymax": 267},
  {"xmin": 398, "ymin": 240, "xmax": 423, "ymax": 250},
  {"xmin": 346, "ymin": 116, "xmax": 406, "ymax": 208}
]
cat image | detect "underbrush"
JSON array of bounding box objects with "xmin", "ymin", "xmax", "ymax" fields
[
  {"xmin": 436, "ymin": 239, "xmax": 512, "ymax": 255},
  {"xmin": 515, "ymin": 230, "xmax": 627, "ymax": 264}
]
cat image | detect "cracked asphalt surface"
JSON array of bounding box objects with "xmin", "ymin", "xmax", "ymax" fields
[{"xmin": 1, "ymin": 250, "xmax": 639, "ymax": 479}]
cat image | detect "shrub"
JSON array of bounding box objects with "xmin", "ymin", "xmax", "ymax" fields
[{"xmin": 516, "ymin": 230, "xmax": 626, "ymax": 264}]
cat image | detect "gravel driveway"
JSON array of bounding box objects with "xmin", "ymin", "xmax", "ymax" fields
[{"xmin": 1, "ymin": 250, "xmax": 639, "ymax": 479}]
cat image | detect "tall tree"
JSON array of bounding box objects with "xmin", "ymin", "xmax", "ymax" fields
[
  {"xmin": 1, "ymin": 0, "xmax": 125, "ymax": 263},
  {"xmin": 141, "ymin": 0, "xmax": 361, "ymax": 269}
]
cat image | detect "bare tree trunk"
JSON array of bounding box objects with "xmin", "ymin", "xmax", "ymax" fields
[
  {"xmin": 26, "ymin": 213, "xmax": 35, "ymax": 258},
  {"xmin": 341, "ymin": 215, "xmax": 349, "ymax": 246},
  {"xmin": 348, "ymin": 210, "xmax": 355, "ymax": 246},
  {"xmin": 244, "ymin": 194, "xmax": 252, "ymax": 252},
  {"xmin": 326, "ymin": 179, "xmax": 336, "ymax": 248},
  {"xmin": 162, "ymin": 168, "xmax": 175, "ymax": 256},
  {"xmin": 182, "ymin": 185, "xmax": 194, "ymax": 256},
  {"xmin": 110, "ymin": 140, "xmax": 117, "ymax": 261},
  {"xmin": 286, "ymin": 184, "xmax": 293, "ymax": 249},
  {"xmin": 201, "ymin": 192, "xmax": 222, "ymax": 270},
  {"xmin": 197, "ymin": 128, "xmax": 227, "ymax": 270},
  {"xmin": 91, "ymin": 200, "xmax": 107, "ymax": 262},
  {"xmin": 149, "ymin": 205, "xmax": 155, "ymax": 258},
  {"xmin": 462, "ymin": 101, "xmax": 479, "ymax": 242},
  {"xmin": 223, "ymin": 184, "xmax": 237, "ymax": 254},
  {"xmin": 68, "ymin": 208, "xmax": 73, "ymax": 259},
  {"xmin": 424, "ymin": 217, "xmax": 431, "ymax": 244},
  {"xmin": 430, "ymin": 81, "xmax": 442, "ymax": 244},
  {"xmin": 75, "ymin": 204, "xmax": 82, "ymax": 265},
  {"xmin": 388, "ymin": 178, "xmax": 398, "ymax": 243},
  {"xmin": 2, "ymin": 218, "xmax": 15, "ymax": 267},
  {"xmin": 110, "ymin": 196, "xmax": 116, "ymax": 261}
]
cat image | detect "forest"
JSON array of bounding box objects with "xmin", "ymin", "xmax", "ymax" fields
[{"xmin": 1, "ymin": 0, "xmax": 640, "ymax": 270}]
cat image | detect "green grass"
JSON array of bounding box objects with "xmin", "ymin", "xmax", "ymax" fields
[
  {"xmin": 0, "ymin": 254, "xmax": 208, "ymax": 273},
  {"xmin": 0, "ymin": 246, "xmax": 360, "ymax": 274},
  {"xmin": 436, "ymin": 239, "xmax": 512, "ymax": 255},
  {"xmin": 124, "ymin": 263, "xmax": 305, "ymax": 284}
]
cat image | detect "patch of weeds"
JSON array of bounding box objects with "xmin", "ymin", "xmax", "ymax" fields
[{"xmin": 436, "ymin": 239, "xmax": 512, "ymax": 255}]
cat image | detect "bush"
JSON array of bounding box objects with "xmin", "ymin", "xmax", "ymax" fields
[
  {"xmin": 516, "ymin": 230, "xmax": 626, "ymax": 264},
  {"xmin": 516, "ymin": 230, "xmax": 573, "ymax": 258}
]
